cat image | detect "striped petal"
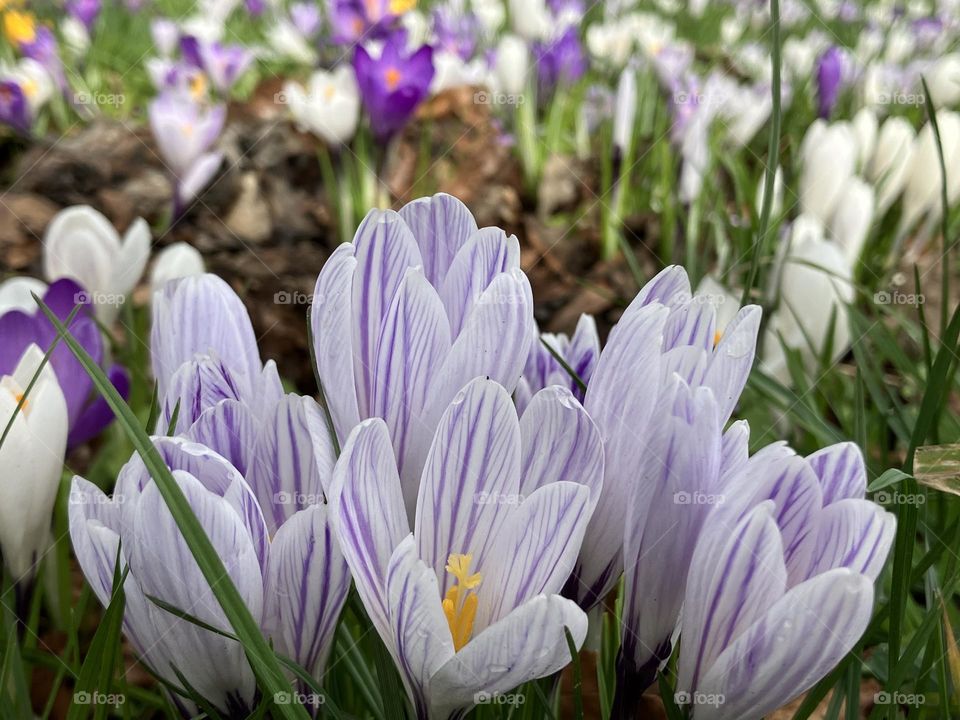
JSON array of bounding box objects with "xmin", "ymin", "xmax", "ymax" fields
[
  {"xmin": 398, "ymin": 193, "xmax": 479, "ymax": 288},
  {"xmin": 703, "ymin": 305, "xmax": 761, "ymax": 423},
  {"xmin": 150, "ymin": 274, "xmax": 261, "ymax": 400},
  {"xmin": 696, "ymin": 569, "xmax": 874, "ymax": 720},
  {"xmin": 159, "ymin": 356, "xmax": 245, "ymax": 435},
  {"xmin": 429, "ymin": 594, "xmax": 587, "ymax": 718},
  {"xmin": 371, "ymin": 267, "xmax": 451, "ymax": 508},
  {"xmin": 806, "ymin": 499, "xmax": 895, "ymax": 581},
  {"xmin": 438, "ymin": 227, "xmax": 520, "ymax": 336},
  {"xmin": 349, "ymin": 210, "xmax": 423, "ymax": 417},
  {"xmin": 310, "ymin": 243, "xmax": 361, "ymax": 443},
  {"xmin": 806, "ymin": 442, "xmax": 867, "ymax": 504},
  {"xmin": 184, "ymin": 400, "xmax": 258, "ymax": 478},
  {"xmin": 518, "ymin": 385, "xmax": 604, "ymax": 506},
  {"xmin": 262, "ymin": 505, "xmax": 350, "ymax": 680},
  {"xmin": 385, "ymin": 535, "xmax": 456, "ymax": 716},
  {"xmin": 662, "ymin": 299, "xmax": 717, "ymax": 352},
  {"xmin": 678, "ymin": 503, "xmax": 787, "ymax": 694},
  {"xmin": 414, "ymin": 378, "xmax": 521, "ymax": 595},
  {"xmin": 623, "ymin": 265, "xmax": 691, "ymax": 315},
  {"xmin": 329, "ymin": 419, "xmax": 410, "ymax": 640}
]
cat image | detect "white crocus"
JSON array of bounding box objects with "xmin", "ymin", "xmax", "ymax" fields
[
  {"xmin": 150, "ymin": 242, "xmax": 205, "ymax": 293},
  {"xmin": 43, "ymin": 206, "xmax": 151, "ymax": 323},
  {"xmin": 867, "ymin": 117, "xmax": 915, "ymax": 214},
  {"xmin": 0, "ymin": 345, "xmax": 68, "ymax": 583},
  {"xmin": 799, "ymin": 121, "xmax": 857, "ymax": 224},
  {"xmin": 493, "ymin": 34, "xmax": 529, "ymax": 97},
  {"xmin": 829, "ymin": 177, "xmax": 875, "ymax": 265},
  {"xmin": 612, "ymin": 67, "xmax": 638, "ymax": 156},
  {"xmin": 3, "ymin": 58, "xmax": 54, "ymax": 114},
  {"xmin": 755, "ymin": 166, "xmax": 785, "ymax": 221},
  {"xmin": 283, "ymin": 66, "xmax": 361, "ymax": 146},
  {"xmin": 266, "ymin": 19, "xmax": 317, "ymax": 65},
  {"xmin": 928, "ymin": 53, "xmax": 960, "ymax": 108},
  {"xmin": 431, "ymin": 52, "xmax": 488, "ymax": 95},
  {"xmin": 852, "ymin": 108, "xmax": 878, "ymax": 171},
  {"xmin": 902, "ymin": 113, "xmax": 960, "ymax": 230},
  {"xmin": 509, "ymin": 0, "xmax": 551, "ymax": 40}
]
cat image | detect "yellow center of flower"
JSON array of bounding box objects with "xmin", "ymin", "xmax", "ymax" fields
[
  {"xmin": 389, "ymin": 0, "xmax": 417, "ymax": 14},
  {"xmin": 21, "ymin": 77, "xmax": 36, "ymax": 99},
  {"xmin": 3, "ymin": 10, "xmax": 36, "ymax": 45},
  {"xmin": 189, "ymin": 73, "xmax": 207, "ymax": 101},
  {"xmin": 14, "ymin": 392, "xmax": 27, "ymax": 410},
  {"xmin": 384, "ymin": 67, "xmax": 401, "ymax": 91},
  {"xmin": 323, "ymin": 84, "xmax": 336, "ymax": 101},
  {"xmin": 442, "ymin": 553, "xmax": 481, "ymax": 651},
  {"xmin": 713, "ymin": 330, "xmax": 722, "ymax": 347}
]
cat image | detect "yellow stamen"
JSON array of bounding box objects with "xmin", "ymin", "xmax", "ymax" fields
[
  {"xmin": 189, "ymin": 73, "xmax": 207, "ymax": 101},
  {"xmin": 323, "ymin": 84, "xmax": 336, "ymax": 101},
  {"xmin": 443, "ymin": 553, "xmax": 481, "ymax": 651},
  {"xmin": 713, "ymin": 330, "xmax": 722, "ymax": 347},
  {"xmin": 388, "ymin": 0, "xmax": 417, "ymax": 14},
  {"xmin": 21, "ymin": 78, "xmax": 36, "ymax": 99},
  {"xmin": 3, "ymin": 10, "xmax": 36, "ymax": 45},
  {"xmin": 14, "ymin": 392, "xmax": 27, "ymax": 410},
  {"xmin": 384, "ymin": 67, "xmax": 401, "ymax": 91}
]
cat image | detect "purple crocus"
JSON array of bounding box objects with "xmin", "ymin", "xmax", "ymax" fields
[
  {"xmin": 329, "ymin": 0, "xmax": 407, "ymax": 45},
  {"xmin": 310, "ymin": 193, "xmax": 534, "ymax": 516},
  {"xmin": 534, "ymin": 27, "xmax": 586, "ymax": 96},
  {"xmin": 432, "ymin": 6, "xmax": 480, "ymax": 61},
  {"xmin": 515, "ymin": 314, "xmax": 599, "ymax": 415},
  {"xmin": 570, "ymin": 266, "xmax": 761, "ymax": 617},
  {"xmin": 245, "ymin": 0, "xmax": 266, "ymax": 16},
  {"xmin": 0, "ymin": 278, "xmax": 129, "ymax": 448},
  {"xmin": 290, "ymin": 2, "xmax": 322, "ymax": 37},
  {"xmin": 180, "ymin": 37, "xmax": 253, "ymax": 94},
  {"xmin": 0, "ymin": 80, "xmax": 30, "ymax": 133},
  {"xmin": 328, "ymin": 377, "xmax": 600, "ymax": 718},
  {"xmin": 353, "ymin": 35, "xmax": 434, "ymax": 140},
  {"xmin": 147, "ymin": 91, "xmax": 225, "ymax": 217},
  {"xmin": 674, "ymin": 442, "xmax": 895, "ymax": 719},
  {"xmin": 65, "ymin": 0, "xmax": 102, "ymax": 32},
  {"xmin": 816, "ymin": 46, "xmax": 844, "ymax": 119},
  {"xmin": 19, "ymin": 26, "xmax": 68, "ymax": 92}
]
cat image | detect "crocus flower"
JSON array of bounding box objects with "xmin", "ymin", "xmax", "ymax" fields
[
  {"xmin": 867, "ymin": 116, "xmax": 915, "ymax": 213},
  {"xmin": 283, "ymin": 65, "xmax": 361, "ymax": 146},
  {"xmin": 0, "ymin": 276, "xmax": 47, "ymax": 314},
  {"xmin": 310, "ymin": 194, "xmax": 534, "ymax": 515},
  {"xmin": 0, "ymin": 79, "xmax": 30, "ymax": 132},
  {"xmin": 432, "ymin": 5, "xmax": 480, "ymax": 60},
  {"xmin": 798, "ymin": 120, "xmax": 857, "ymax": 224},
  {"xmin": 570, "ymin": 267, "xmax": 761, "ymax": 613},
  {"xmin": 675, "ymin": 442, "xmax": 895, "ymax": 719},
  {"xmin": 491, "ymin": 34, "xmax": 529, "ymax": 97},
  {"xmin": 70, "ymin": 434, "xmax": 350, "ymax": 716},
  {"xmin": 353, "ymin": 35, "xmax": 435, "ymax": 140},
  {"xmin": 828, "ymin": 177, "xmax": 875, "ymax": 264},
  {"xmin": 515, "ymin": 314, "xmax": 599, "ymax": 415},
  {"xmin": 43, "ymin": 205, "xmax": 150, "ymax": 323},
  {"xmin": 329, "ymin": 0, "xmax": 414, "ymax": 44},
  {"xmin": 65, "ymin": 0, "xmax": 101, "ymax": 31},
  {"xmin": 148, "ymin": 90, "xmax": 226, "ymax": 216},
  {"xmin": 0, "ymin": 345, "xmax": 67, "ymax": 584},
  {"xmin": 0, "ymin": 278, "xmax": 130, "ymax": 448},
  {"xmin": 151, "ymin": 18, "xmax": 180, "ymax": 55},
  {"xmin": 150, "ymin": 242, "xmax": 205, "ymax": 293},
  {"xmin": 328, "ymin": 377, "xmax": 600, "ymax": 718},
  {"xmin": 534, "ymin": 27, "xmax": 587, "ymax": 96},
  {"xmin": 290, "ymin": 2, "xmax": 322, "ymax": 37},
  {"xmin": 612, "ymin": 66, "xmax": 638, "ymax": 157},
  {"xmin": 902, "ymin": 112, "xmax": 960, "ymax": 230},
  {"xmin": 815, "ymin": 45, "xmax": 844, "ymax": 118},
  {"xmin": 185, "ymin": 38, "xmax": 254, "ymax": 94}
]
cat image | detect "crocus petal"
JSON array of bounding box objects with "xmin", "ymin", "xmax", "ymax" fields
[
  {"xmin": 43, "ymin": 205, "xmax": 120, "ymax": 297},
  {"xmin": 371, "ymin": 267, "xmax": 451, "ymax": 507},
  {"xmin": 262, "ymin": 504, "xmax": 350, "ymax": 679},
  {"xmin": 159, "ymin": 355, "xmax": 244, "ymax": 434},
  {"xmin": 703, "ymin": 305, "xmax": 761, "ymax": 423},
  {"xmin": 184, "ymin": 399, "xmax": 257, "ymax": 477},
  {"xmin": 662, "ymin": 299, "xmax": 716, "ymax": 353},
  {"xmin": 806, "ymin": 499, "xmax": 895, "ymax": 581},
  {"xmin": 151, "ymin": 274, "xmax": 261, "ymax": 400},
  {"xmin": 414, "ymin": 378, "xmax": 521, "ymax": 593},
  {"xmin": 385, "ymin": 534, "xmax": 456, "ymax": 715},
  {"xmin": 310, "ymin": 243, "xmax": 361, "ymax": 443},
  {"xmin": 438, "ymin": 227, "xmax": 520, "ymax": 336},
  {"xmin": 719, "ymin": 420, "xmax": 750, "ymax": 488},
  {"xmin": 429, "ymin": 594, "xmax": 587, "ymax": 718},
  {"xmin": 575, "ymin": 303, "xmax": 669, "ymax": 608},
  {"xmin": 477, "ymin": 481, "xmax": 592, "ymax": 630},
  {"xmin": 349, "ymin": 210, "xmax": 423, "ymax": 416},
  {"xmin": 398, "ymin": 192, "xmax": 479, "ymax": 288},
  {"xmin": 624, "ymin": 265, "xmax": 691, "ymax": 314},
  {"xmin": 678, "ymin": 504, "xmax": 786, "ymax": 694},
  {"xmin": 177, "ymin": 151, "xmax": 223, "ymax": 206},
  {"xmin": 696, "ymin": 569, "xmax": 874, "ymax": 720},
  {"xmin": 805, "ymin": 442, "xmax": 867, "ymax": 505},
  {"xmin": 67, "ymin": 363, "xmax": 130, "ymax": 448},
  {"xmin": 329, "ymin": 418, "xmax": 410, "ymax": 640},
  {"xmin": 111, "ymin": 217, "xmax": 151, "ymax": 300},
  {"xmin": 518, "ymin": 386, "xmax": 604, "ymax": 506}
]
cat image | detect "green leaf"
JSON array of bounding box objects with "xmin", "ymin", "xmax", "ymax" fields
[
  {"xmin": 32, "ymin": 295, "xmax": 308, "ymax": 720},
  {"xmin": 868, "ymin": 469, "xmax": 914, "ymax": 493}
]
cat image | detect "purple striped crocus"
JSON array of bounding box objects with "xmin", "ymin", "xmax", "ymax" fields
[
  {"xmin": 515, "ymin": 314, "xmax": 599, "ymax": 415},
  {"xmin": 674, "ymin": 441, "xmax": 895, "ymax": 719},
  {"xmin": 328, "ymin": 377, "xmax": 602, "ymax": 718},
  {"xmin": 70, "ymin": 435, "xmax": 350, "ymax": 717},
  {"xmin": 310, "ymin": 193, "xmax": 535, "ymax": 516},
  {"xmin": 0, "ymin": 278, "xmax": 130, "ymax": 448},
  {"xmin": 570, "ymin": 266, "xmax": 761, "ymax": 618}
]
